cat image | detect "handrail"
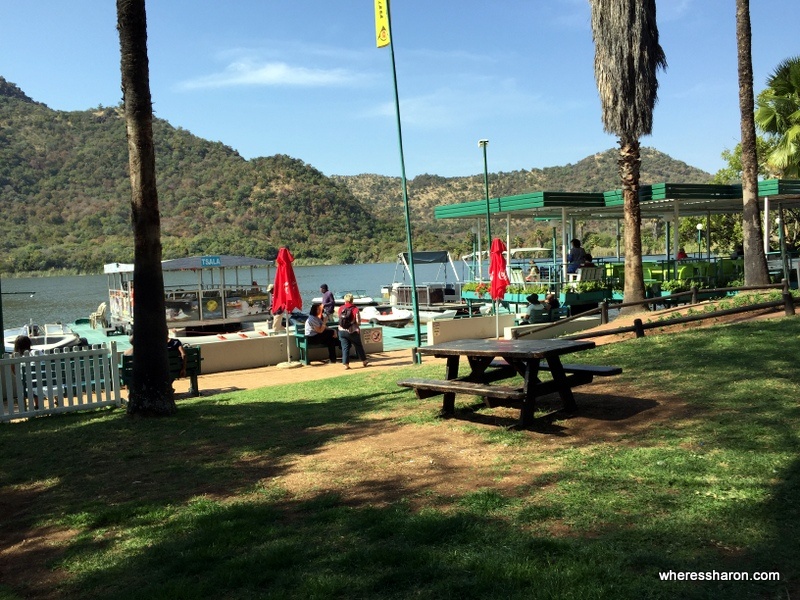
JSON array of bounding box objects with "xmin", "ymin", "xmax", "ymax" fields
[
  {"xmin": 513, "ymin": 279, "xmax": 791, "ymax": 340},
  {"xmin": 562, "ymin": 296, "xmax": 795, "ymax": 341}
]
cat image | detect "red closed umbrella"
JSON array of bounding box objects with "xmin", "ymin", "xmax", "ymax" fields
[
  {"xmin": 271, "ymin": 247, "xmax": 303, "ymax": 365},
  {"xmin": 271, "ymin": 247, "xmax": 302, "ymax": 315},
  {"xmin": 489, "ymin": 238, "xmax": 509, "ymax": 338},
  {"xmin": 489, "ymin": 238, "xmax": 509, "ymax": 300}
]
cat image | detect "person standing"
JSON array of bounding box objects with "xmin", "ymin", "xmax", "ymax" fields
[
  {"xmin": 320, "ymin": 283, "xmax": 335, "ymax": 320},
  {"xmin": 305, "ymin": 303, "xmax": 339, "ymax": 363},
  {"xmin": 337, "ymin": 293, "xmax": 368, "ymax": 370}
]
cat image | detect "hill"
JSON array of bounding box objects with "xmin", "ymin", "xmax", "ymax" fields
[{"xmin": 0, "ymin": 76, "xmax": 712, "ymax": 274}]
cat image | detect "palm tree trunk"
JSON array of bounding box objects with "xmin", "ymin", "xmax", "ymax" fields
[
  {"xmin": 117, "ymin": 0, "xmax": 175, "ymax": 415},
  {"xmin": 736, "ymin": 0, "xmax": 770, "ymax": 284},
  {"xmin": 620, "ymin": 137, "xmax": 646, "ymax": 308}
]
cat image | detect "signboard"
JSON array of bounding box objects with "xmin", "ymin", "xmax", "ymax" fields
[{"xmin": 201, "ymin": 255, "xmax": 222, "ymax": 267}]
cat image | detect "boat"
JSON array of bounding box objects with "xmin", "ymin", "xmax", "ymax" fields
[
  {"xmin": 359, "ymin": 306, "xmax": 413, "ymax": 328},
  {"xmin": 381, "ymin": 251, "xmax": 465, "ymax": 316},
  {"xmin": 103, "ymin": 255, "xmax": 274, "ymax": 336},
  {"xmin": 3, "ymin": 321, "xmax": 85, "ymax": 354},
  {"xmin": 416, "ymin": 309, "xmax": 458, "ymax": 323},
  {"xmin": 310, "ymin": 290, "xmax": 377, "ymax": 307}
]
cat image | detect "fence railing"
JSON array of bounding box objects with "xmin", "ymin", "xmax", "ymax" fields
[
  {"xmin": 514, "ymin": 279, "xmax": 795, "ymax": 340},
  {"xmin": 1, "ymin": 343, "xmax": 121, "ymax": 423}
]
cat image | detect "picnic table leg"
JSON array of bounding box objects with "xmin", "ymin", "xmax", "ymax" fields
[
  {"xmin": 519, "ymin": 359, "xmax": 541, "ymax": 427},
  {"xmin": 546, "ymin": 356, "xmax": 578, "ymax": 412},
  {"xmin": 441, "ymin": 355, "xmax": 460, "ymax": 415}
]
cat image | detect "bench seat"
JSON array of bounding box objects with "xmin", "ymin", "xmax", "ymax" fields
[
  {"xmin": 489, "ymin": 359, "xmax": 621, "ymax": 377},
  {"xmin": 120, "ymin": 346, "xmax": 202, "ymax": 396},
  {"xmin": 397, "ymin": 378, "xmax": 524, "ymax": 401}
]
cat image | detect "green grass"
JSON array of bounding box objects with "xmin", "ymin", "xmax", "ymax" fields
[{"xmin": 1, "ymin": 318, "xmax": 799, "ymax": 599}]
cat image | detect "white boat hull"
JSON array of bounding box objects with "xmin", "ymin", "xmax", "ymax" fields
[
  {"xmin": 4, "ymin": 323, "xmax": 84, "ymax": 354},
  {"xmin": 360, "ymin": 306, "xmax": 413, "ymax": 328}
]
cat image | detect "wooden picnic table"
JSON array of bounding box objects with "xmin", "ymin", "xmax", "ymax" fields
[{"xmin": 399, "ymin": 338, "xmax": 620, "ymax": 427}]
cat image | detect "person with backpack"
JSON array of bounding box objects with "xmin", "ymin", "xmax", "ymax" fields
[{"xmin": 337, "ymin": 293, "xmax": 368, "ymax": 369}]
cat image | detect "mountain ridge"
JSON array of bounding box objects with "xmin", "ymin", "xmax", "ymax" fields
[{"xmin": 0, "ymin": 76, "xmax": 712, "ymax": 274}]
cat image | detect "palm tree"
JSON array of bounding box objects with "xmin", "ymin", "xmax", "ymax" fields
[
  {"xmin": 117, "ymin": 0, "xmax": 175, "ymax": 415},
  {"xmin": 588, "ymin": 0, "xmax": 667, "ymax": 307},
  {"xmin": 736, "ymin": 0, "xmax": 770, "ymax": 285},
  {"xmin": 755, "ymin": 56, "xmax": 800, "ymax": 177}
]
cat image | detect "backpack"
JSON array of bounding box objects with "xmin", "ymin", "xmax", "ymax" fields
[{"xmin": 339, "ymin": 305, "xmax": 356, "ymax": 329}]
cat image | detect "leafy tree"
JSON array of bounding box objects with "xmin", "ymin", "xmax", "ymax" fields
[
  {"xmin": 755, "ymin": 55, "xmax": 800, "ymax": 177},
  {"xmin": 117, "ymin": 0, "xmax": 175, "ymax": 416},
  {"xmin": 589, "ymin": 0, "xmax": 667, "ymax": 307},
  {"xmin": 735, "ymin": 0, "xmax": 770, "ymax": 284}
]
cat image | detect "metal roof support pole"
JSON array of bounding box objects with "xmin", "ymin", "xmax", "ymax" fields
[
  {"xmin": 561, "ymin": 207, "xmax": 568, "ymax": 282},
  {"xmin": 616, "ymin": 219, "xmax": 621, "ymax": 260},
  {"xmin": 779, "ymin": 204, "xmax": 789, "ymax": 281},
  {"xmin": 506, "ymin": 215, "xmax": 511, "ymax": 278},
  {"xmin": 673, "ymin": 200, "xmax": 681, "ymax": 279},
  {"xmin": 763, "ymin": 196, "xmax": 770, "ymax": 255},
  {"xmin": 705, "ymin": 213, "xmax": 711, "ymax": 262}
]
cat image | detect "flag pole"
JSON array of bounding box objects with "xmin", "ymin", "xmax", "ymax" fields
[{"xmin": 379, "ymin": 0, "xmax": 422, "ymax": 361}]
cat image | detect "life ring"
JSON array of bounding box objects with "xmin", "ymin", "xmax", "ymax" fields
[{"xmin": 205, "ymin": 299, "xmax": 219, "ymax": 312}]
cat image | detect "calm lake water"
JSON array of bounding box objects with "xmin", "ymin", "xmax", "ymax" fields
[{"xmin": 1, "ymin": 259, "xmax": 471, "ymax": 330}]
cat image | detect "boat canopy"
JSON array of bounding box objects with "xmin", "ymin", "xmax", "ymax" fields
[
  {"xmin": 104, "ymin": 255, "xmax": 273, "ymax": 274},
  {"xmin": 400, "ymin": 251, "xmax": 451, "ymax": 264}
]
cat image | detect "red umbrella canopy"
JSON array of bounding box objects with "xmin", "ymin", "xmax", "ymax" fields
[
  {"xmin": 271, "ymin": 247, "xmax": 303, "ymax": 314},
  {"xmin": 489, "ymin": 238, "xmax": 509, "ymax": 300}
]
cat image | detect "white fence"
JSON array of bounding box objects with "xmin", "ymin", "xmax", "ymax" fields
[{"xmin": 1, "ymin": 343, "xmax": 122, "ymax": 423}]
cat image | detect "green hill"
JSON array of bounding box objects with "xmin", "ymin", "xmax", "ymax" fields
[{"xmin": 0, "ymin": 76, "xmax": 712, "ymax": 274}]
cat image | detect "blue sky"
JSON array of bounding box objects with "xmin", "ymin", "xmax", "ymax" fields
[{"xmin": 1, "ymin": 1, "xmax": 796, "ymax": 179}]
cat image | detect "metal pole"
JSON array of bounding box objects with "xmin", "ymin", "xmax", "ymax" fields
[
  {"xmin": 479, "ymin": 139, "xmax": 492, "ymax": 316},
  {"xmin": 386, "ymin": 0, "xmax": 422, "ymax": 360}
]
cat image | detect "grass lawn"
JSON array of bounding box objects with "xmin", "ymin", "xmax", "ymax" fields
[{"xmin": 1, "ymin": 318, "xmax": 798, "ymax": 599}]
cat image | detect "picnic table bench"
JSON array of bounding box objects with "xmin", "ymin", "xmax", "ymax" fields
[
  {"xmin": 120, "ymin": 346, "xmax": 202, "ymax": 396},
  {"xmin": 398, "ymin": 338, "xmax": 621, "ymax": 427}
]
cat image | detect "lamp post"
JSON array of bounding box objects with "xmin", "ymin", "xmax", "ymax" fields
[
  {"xmin": 479, "ymin": 139, "xmax": 491, "ymax": 259},
  {"xmin": 696, "ymin": 222, "xmax": 704, "ymax": 257}
]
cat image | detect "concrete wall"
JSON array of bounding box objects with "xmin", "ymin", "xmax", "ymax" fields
[
  {"xmin": 505, "ymin": 316, "xmax": 601, "ymax": 340},
  {"xmin": 185, "ymin": 326, "xmax": 384, "ymax": 373},
  {"xmin": 426, "ymin": 315, "xmax": 516, "ymax": 344}
]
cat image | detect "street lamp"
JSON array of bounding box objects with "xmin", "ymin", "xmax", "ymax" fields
[
  {"xmin": 479, "ymin": 139, "xmax": 491, "ymax": 253},
  {"xmin": 696, "ymin": 222, "xmax": 704, "ymax": 257}
]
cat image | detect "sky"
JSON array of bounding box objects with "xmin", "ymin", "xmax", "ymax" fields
[{"xmin": 1, "ymin": 1, "xmax": 797, "ymax": 180}]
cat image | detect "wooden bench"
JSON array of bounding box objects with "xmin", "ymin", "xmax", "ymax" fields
[
  {"xmin": 120, "ymin": 346, "xmax": 202, "ymax": 396},
  {"xmin": 294, "ymin": 323, "xmax": 311, "ymax": 365},
  {"xmin": 398, "ymin": 378, "xmax": 524, "ymax": 402},
  {"xmin": 398, "ymin": 361, "xmax": 621, "ymax": 408}
]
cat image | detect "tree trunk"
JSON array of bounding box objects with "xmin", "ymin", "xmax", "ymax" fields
[
  {"xmin": 117, "ymin": 0, "xmax": 175, "ymax": 416},
  {"xmin": 736, "ymin": 0, "xmax": 770, "ymax": 284},
  {"xmin": 620, "ymin": 137, "xmax": 646, "ymax": 310}
]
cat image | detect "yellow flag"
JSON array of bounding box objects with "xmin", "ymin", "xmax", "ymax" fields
[{"xmin": 374, "ymin": 0, "xmax": 390, "ymax": 48}]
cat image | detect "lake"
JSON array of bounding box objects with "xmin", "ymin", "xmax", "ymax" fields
[{"xmin": 0, "ymin": 259, "xmax": 471, "ymax": 329}]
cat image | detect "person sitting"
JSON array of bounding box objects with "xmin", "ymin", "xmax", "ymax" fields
[
  {"xmin": 677, "ymin": 247, "xmax": 688, "ymax": 260},
  {"xmin": 567, "ymin": 239, "xmax": 586, "ymax": 274},
  {"xmin": 525, "ymin": 261, "xmax": 540, "ymax": 282},
  {"xmin": 305, "ymin": 303, "xmax": 339, "ymax": 363},
  {"xmin": 167, "ymin": 330, "xmax": 187, "ymax": 378},
  {"xmin": 12, "ymin": 335, "xmax": 39, "ymax": 410},
  {"xmin": 520, "ymin": 293, "xmax": 547, "ymax": 324},
  {"xmin": 582, "ymin": 253, "xmax": 596, "ymax": 267},
  {"xmin": 730, "ymin": 244, "xmax": 744, "ymax": 259},
  {"xmin": 544, "ymin": 293, "xmax": 560, "ymax": 311}
]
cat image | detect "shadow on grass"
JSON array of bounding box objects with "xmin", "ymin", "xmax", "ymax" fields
[{"xmin": 448, "ymin": 391, "xmax": 659, "ymax": 436}]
